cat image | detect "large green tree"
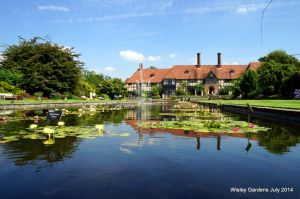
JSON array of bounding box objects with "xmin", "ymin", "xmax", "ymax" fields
[
  {"xmin": 258, "ymin": 50, "xmax": 299, "ymax": 96},
  {"xmin": 0, "ymin": 37, "xmax": 83, "ymax": 97},
  {"xmin": 97, "ymin": 78, "xmax": 127, "ymax": 99},
  {"xmin": 239, "ymin": 70, "xmax": 260, "ymax": 99}
]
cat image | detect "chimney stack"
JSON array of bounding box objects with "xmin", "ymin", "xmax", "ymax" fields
[
  {"xmin": 138, "ymin": 63, "xmax": 143, "ymax": 70},
  {"xmin": 197, "ymin": 53, "xmax": 201, "ymax": 68},
  {"xmin": 217, "ymin": 52, "xmax": 221, "ymax": 68}
]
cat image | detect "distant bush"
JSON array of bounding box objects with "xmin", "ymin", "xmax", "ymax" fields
[
  {"xmin": 219, "ymin": 86, "xmax": 231, "ymax": 95},
  {"xmin": 50, "ymin": 92, "xmax": 63, "ymax": 99},
  {"xmin": 0, "ymin": 81, "xmax": 25, "ymax": 95},
  {"xmin": 152, "ymin": 95, "xmax": 161, "ymax": 99},
  {"xmin": 33, "ymin": 92, "xmax": 43, "ymax": 97},
  {"xmin": 98, "ymin": 94, "xmax": 110, "ymax": 100}
]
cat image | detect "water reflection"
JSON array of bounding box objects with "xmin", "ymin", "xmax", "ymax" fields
[{"xmin": 0, "ymin": 104, "xmax": 300, "ymax": 169}]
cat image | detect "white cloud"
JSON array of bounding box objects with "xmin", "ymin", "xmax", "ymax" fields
[
  {"xmin": 169, "ymin": 53, "xmax": 177, "ymax": 59},
  {"xmin": 185, "ymin": 2, "xmax": 267, "ymax": 15},
  {"xmin": 235, "ymin": 4, "xmax": 264, "ymax": 15},
  {"xmin": 160, "ymin": 0, "xmax": 174, "ymax": 11},
  {"xmin": 119, "ymin": 50, "xmax": 145, "ymax": 62},
  {"xmin": 147, "ymin": 56, "xmax": 161, "ymax": 62},
  {"xmin": 105, "ymin": 66, "xmax": 115, "ymax": 72},
  {"xmin": 37, "ymin": 5, "xmax": 70, "ymax": 12}
]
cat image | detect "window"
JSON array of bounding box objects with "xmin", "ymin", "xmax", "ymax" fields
[
  {"xmin": 205, "ymin": 72, "xmax": 218, "ymax": 84},
  {"xmin": 150, "ymin": 73, "xmax": 155, "ymax": 78},
  {"xmin": 171, "ymin": 79, "xmax": 175, "ymax": 85},
  {"xmin": 163, "ymin": 79, "xmax": 175, "ymax": 85},
  {"xmin": 184, "ymin": 70, "xmax": 189, "ymax": 75}
]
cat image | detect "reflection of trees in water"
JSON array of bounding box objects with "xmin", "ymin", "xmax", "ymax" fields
[
  {"xmin": 62, "ymin": 109, "xmax": 127, "ymax": 126},
  {"xmin": 1, "ymin": 136, "xmax": 79, "ymax": 166},
  {"xmin": 0, "ymin": 109, "xmax": 128, "ymax": 167},
  {"xmin": 257, "ymin": 126, "xmax": 300, "ymax": 154}
]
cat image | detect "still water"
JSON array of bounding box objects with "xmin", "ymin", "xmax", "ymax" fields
[{"xmin": 0, "ymin": 104, "xmax": 299, "ymax": 199}]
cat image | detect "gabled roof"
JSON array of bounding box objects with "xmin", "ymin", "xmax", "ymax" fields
[
  {"xmin": 125, "ymin": 62, "xmax": 262, "ymax": 83},
  {"xmin": 247, "ymin": 62, "xmax": 262, "ymax": 70},
  {"xmin": 169, "ymin": 64, "xmax": 251, "ymax": 80},
  {"xmin": 164, "ymin": 65, "xmax": 197, "ymax": 79},
  {"xmin": 125, "ymin": 68, "xmax": 170, "ymax": 84}
]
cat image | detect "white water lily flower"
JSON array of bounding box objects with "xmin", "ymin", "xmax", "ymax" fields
[
  {"xmin": 43, "ymin": 127, "xmax": 55, "ymax": 134},
  {"xmin": 95, "ymin": 124, "xmax": 104, "ymax": 130},
  {"xmin": 57, "ymin": 121, "xmax": 65, "ymax": 126},
  {"xmin": 29, "ymin": 124, "xmax": 38, "ymax": 129}
]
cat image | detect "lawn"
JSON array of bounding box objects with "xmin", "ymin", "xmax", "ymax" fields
[{"xmin": 200, "ymin": 100, "xmax": 300, "ymax": 110}]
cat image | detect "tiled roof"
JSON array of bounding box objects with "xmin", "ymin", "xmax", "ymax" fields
[
  {"xmin": 247, "ymin": 62, "xmax": 262, "ymax": 70},
  {"xmin": 125, "ymin": 68, "xmax": 170, "ymax": 84},
  {"xmin": 169, "ymin": 64, "xmax": 251, "ymax": 80},
  {"xmin": 125, "ymin": 62, "xmax": 262, "ymax": 83}
]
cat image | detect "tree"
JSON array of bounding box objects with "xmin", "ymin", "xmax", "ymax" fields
[
  {"xmin": 259, "ymin": 50, "xmax": 300, "ymax": 67},
  {"xmin": 258, "ymin": 50, "xmax": 300, "ymax": 96},
  {"xmin": 239, "ymin": 70, "xmax": 260, "ymax": 99},
  {"xmin": 258, "ymin": 60, "xmax": 296, "ymax": 96},
  {"xmin": 218, "ymin": 86, "xmax": 231, "ymax": 95},
  {"xmin": 97, "ymin": 78, "xmax": 127, "ymax": 99},
  {"xmin": 0, "ymin": 81, "xmax": 25, "ymax": 95},
  {"xmin": 176, "ymin": 81, "xmax": 189, "ymax": 95},
  {"xmin": 150, "ymin": 84, "xmax": 162, "ymax": 98},
  {"xmin": 0, "ymin": 69, "xmax": 23, "ymax": 85},
  {"xmin": 83, "ymin": 70, "xmax": 106, "ymax": 88},
  {"xmin": 282, "ymin": 72, "xmax": 300, "ymax": 98},
  {"xmin": 0, "ymin": 37, "xmax": 83, "ymax": 97},
  {"xmin": 194, "ymin": 83, "xmax": 204, "ymax": 95}
]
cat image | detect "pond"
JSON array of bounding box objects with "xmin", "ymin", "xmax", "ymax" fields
[{"xmin": 0, "ymin": 103, "xmax": 299, "ymax": 199}]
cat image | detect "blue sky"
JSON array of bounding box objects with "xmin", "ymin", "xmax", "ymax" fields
[{"xmin": 0, "ymin": 0, "xmax": 299, "ymax": 79}]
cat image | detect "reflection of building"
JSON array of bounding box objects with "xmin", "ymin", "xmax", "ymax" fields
[
  {"xmin": 125, "ymin": 120, "xmax": 257, "ymax": 139},
  {"xmin": 125, "ymin": 53, "xmax": 261, "ymax": 96},
  {"xmin": 125, "ymin": 106, "xmax": 153, "ymax": 121}
]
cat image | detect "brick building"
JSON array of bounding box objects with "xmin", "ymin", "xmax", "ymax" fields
[{"xmin": 125, "ymin": 53, "xmax": 261, "ymax": 96}]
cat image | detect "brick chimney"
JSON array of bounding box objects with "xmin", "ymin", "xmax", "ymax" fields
[
  {"xmin": 196, "ymin": 53, "xmax": 201, "ymax": 68},
  {"xmin": 138, "ymin": 63, "xmax": 143, "ymax": 70},
  {"xmin": 217, "ymin": 52, "xmax": 221, "ymax": 68}
]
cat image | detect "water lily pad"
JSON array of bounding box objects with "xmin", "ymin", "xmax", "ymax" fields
[
  {"xmin": 4, "ymin": 136, "xmax": 19, "ymax": 141},
  {"xmin": 76, "ymin": 135, "xmax": 96, "ymax": 139},
  {"xmin": 119, "ymin": 133, "xmax": 130, "ymax": 137},
  {"xmin": 0, "ymin": 140, "xmax": 9, "ymax": 144},
  {"xmin": 22, "ymin": 134, "xmax": 44, "ymax": 140},
  {"xmin": 54, "ymin": 134, "xmax": 67, "ymax": 138}
]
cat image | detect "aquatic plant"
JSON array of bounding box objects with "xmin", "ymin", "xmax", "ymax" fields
[
  {"xmin": 43, "ymin": 127, "xmax": 55, "ymax": 134},
  {"xmin": 138, "ymin": 120, "xmax": 269, "ymax": 134},
  {"xmin": 29, "ymin": 124, "xmax": 38, "ymax": 129},
  {"xmin": 43, "ymin": 138, "xmax": 55, "ymax": 145},
  {"xmin": 119, "ymin": 133, "xmax": 130, "ymax": 137},
  {"xmin": 95, "ymin": 124, "xmax": 104, "ymax": 131},
  {"xmin": 58, "ymin": 121, "xmax": 65, "ymax": 126}
]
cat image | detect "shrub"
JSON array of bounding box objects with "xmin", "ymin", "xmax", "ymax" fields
[
  {"xmin": 219, "ymin": 86, "xmax": 231, "ymax": 95},
  {"xmin": 152, "ymin": 95, "xmax": 161, "ymax": 99},
  {"xmin": 50, "ymin": 92, "xmax": 63, "ymax": 99},
  {"xmin": 0, "ymin": 81, "xmax": 25, "ymax": 95},
  {"xmin": 98, "ymin": 94, "xmax": 110, "ymax": 100},
  {"xmin": 33, "ymin": 92, "xmax": 43, "ymax": 97}
]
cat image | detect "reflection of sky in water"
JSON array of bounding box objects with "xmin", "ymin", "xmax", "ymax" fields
[{"xmin": 0, "ymin": 106, "xmax": 299, "ymax": 199}]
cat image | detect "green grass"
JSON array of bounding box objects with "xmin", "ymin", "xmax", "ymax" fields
[
  {"xmin": 200, "ymin": 100, "xmax": 300, "ymax": 110},
  {"xmin": 0, "ymin": 99, "xmax": 129, "ymax": 105}
]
